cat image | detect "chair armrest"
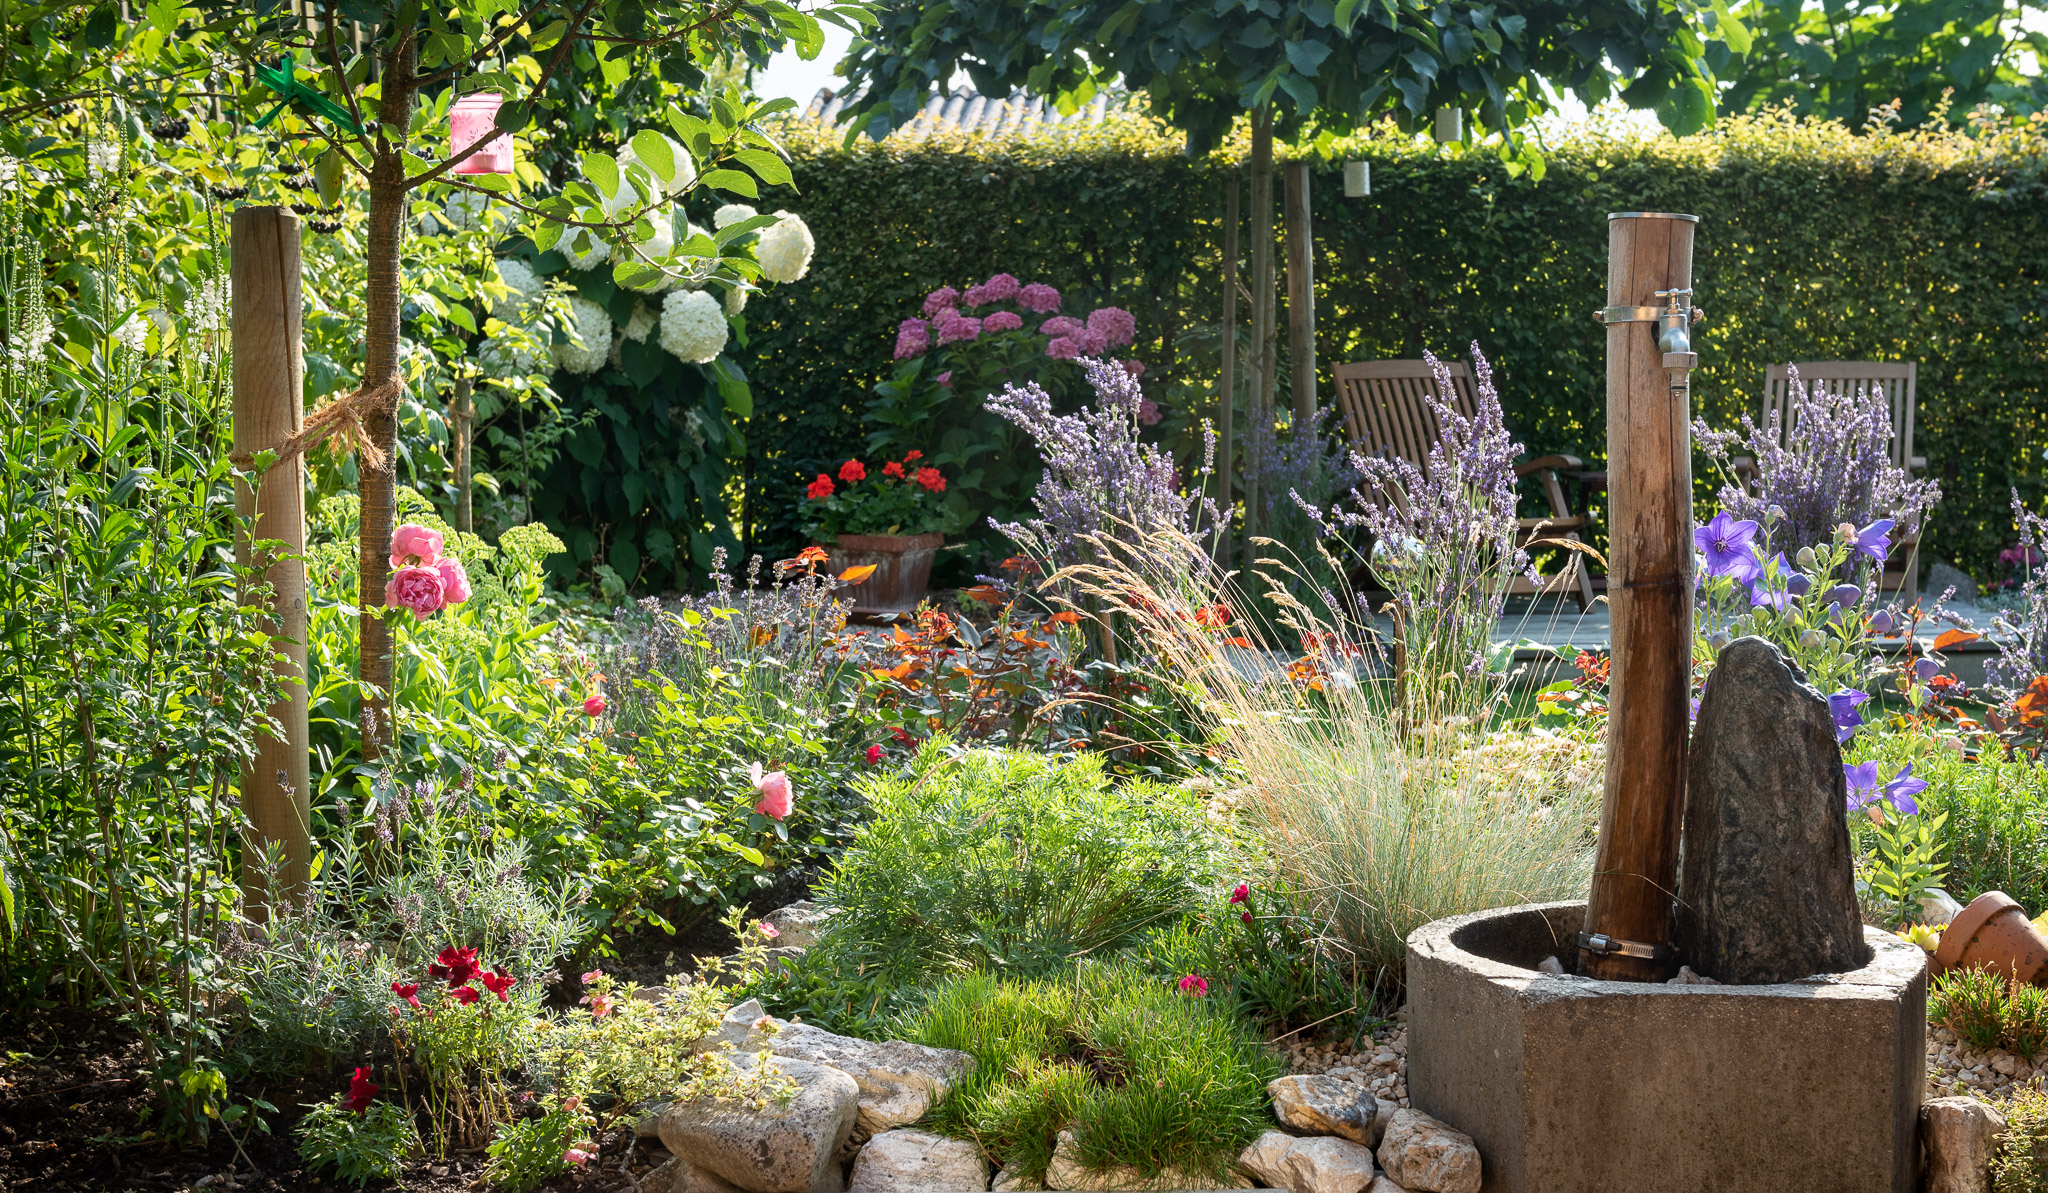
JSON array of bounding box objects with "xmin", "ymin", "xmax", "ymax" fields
[
  {"xmin": 1515, "ymin": 454, "xmax": 1586, "ymax": 478},
  {"xmin": 1910, "ymin": 455, "xmax": 1928, "ymax": 472}
]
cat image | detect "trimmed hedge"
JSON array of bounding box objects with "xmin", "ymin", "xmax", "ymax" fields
[{"xmin": 735, "ymin": 111, "xmax": 2048, "ymax": 578}]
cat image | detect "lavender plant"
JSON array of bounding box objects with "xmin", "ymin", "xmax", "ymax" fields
[
  {"xmin": 986, "ymin": 356, "xmax": 1217, "ymax": 574},
  {"xmin": 1308, "ymin": 347, "xmax": 1530, "ymax": 720},
  {"xmin": 1986, "ymin": 492, "xmax": 2048, "ymax": 693},
  {"xmin": 1246, "ymin": 405, "xmax": 1360, "ymax": 617},
  {"xmin": 1694, "ymin": 367, "xmax": 1939, "ymax": 558}
]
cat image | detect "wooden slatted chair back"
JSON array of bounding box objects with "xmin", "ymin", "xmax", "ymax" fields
[
  {"xmin": 1332, "ymin": 359, "xmax": 1479, "ymax": 474},
  {"xmin": 1761, "ymin": 362, "xmax": 1921, "ymax": 472}
]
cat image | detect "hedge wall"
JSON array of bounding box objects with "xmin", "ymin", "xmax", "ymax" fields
[{"xmin": 734, "ymin": 111, "xmax": 2048, "ymax": 579}]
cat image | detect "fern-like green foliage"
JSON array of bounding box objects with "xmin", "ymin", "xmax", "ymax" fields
[{"xmin": 811, "ymin": 743, "xmax": 1222, "ymax": 986}]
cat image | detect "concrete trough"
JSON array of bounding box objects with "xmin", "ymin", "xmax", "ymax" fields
[{"xmin": 1407, "ymin": 901, "xmax": 1927, "ymax": 1193}]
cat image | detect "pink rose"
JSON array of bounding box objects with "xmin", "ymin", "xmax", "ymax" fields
[
  {"xmin": 433, "ymin": 556, "xmax": 472, "ymax": 605},
  {"xmin": 1121, "ymin": 359, "xmax": 1146, "ymax": 379},
  {"xmin": 983, "ymin": 310, "xmax": 1023, "ymax": 333},
  {"xmin": 1045, "ymin": 336, "xmax": 1080, "ymax": 360},
  {"xmin": 760, "ymin": 921, "xmax": 780, "ymax": 939},
  {"xmin": 750, "ymin": 761, "xmax": 794, "ymax": 820},
  {"xmin": 390, "ymin": 523, "xmax": 444, "ymax": 568},
  {"xmin": 584, "ymin": 695, "xmax": 606, "ymax": 717},
  {"xmin": 894, "ymin": 318, "xmax": 930, "ymax": 359},
  {"xmin": 981, "ymin": 273, "xmax": 1021, "ymax": 302},
  {"xmin": 922, "ymin": 287, "xmax": 960, "ymax": 317},
  {"xmin": 1087, "ymin": 307, "xmax": 1137, "ymax": 348},
  {"xmin": 1017, "ymin": 283, "xmax": 1060, "ymax": 313},
  {"xmin": 385, "ymin": 564, "xmax": 446, "ymax": 616},
  {"xmin": 1039, "ymin": 315, "xmax": 1084, "ymax": 338}
]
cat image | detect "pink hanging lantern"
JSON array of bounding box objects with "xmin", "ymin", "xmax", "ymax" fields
[{"xmin": 450, "ymin": 93, "xmax": 514, "ymax": 174}]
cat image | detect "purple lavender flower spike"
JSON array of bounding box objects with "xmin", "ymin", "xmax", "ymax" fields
[
  {"xmin": 1695, "ymin": 512, "xmax": 1763, "ymax": 581},
  {"xmin": 1828, "ymin": 688, "xmax": 1869, "ymax": 744},
  {"xmin": 1852, "ymin": 520, "xmax": 1895, "ymax": 565}
]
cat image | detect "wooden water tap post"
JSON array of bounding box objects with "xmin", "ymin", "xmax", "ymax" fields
[{"xmin": 1579, "ymin": 212, "xmax": 1702, "ymax": 982}]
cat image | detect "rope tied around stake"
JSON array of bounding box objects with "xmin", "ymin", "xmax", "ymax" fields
[{"xmin": 231, "ymin": 378, "xmax": 403, "ymax": 472}]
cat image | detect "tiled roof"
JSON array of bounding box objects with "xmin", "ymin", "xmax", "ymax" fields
[{"xmin": 800, "ymin": 87, "xmax": 1131, "ymax": 139}]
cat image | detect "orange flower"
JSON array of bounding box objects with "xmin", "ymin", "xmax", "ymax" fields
[{"xmin": 1193, "ymin": 603, "xmax": 1232, "ymax": 628}]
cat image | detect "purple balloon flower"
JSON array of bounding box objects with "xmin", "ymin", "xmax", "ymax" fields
[
  {"xmin": 1828, "ymin": 689, "xmax": 1870, "ymax": 744},
  {"xmin": 1749, "ymin": 580, "xmax": 1794, "ymax": 612},
  {"xmin": 1825, "ymin": 584, "xmax": 1862, "ymax": 609},
  {"xmin": 1915, "ymin": 657, "xmax": 1940, "ymax": 681},
  {"xmin": 1845, "ymin": 761, "xmax": 1928, "ymax": 816},
  {"xmin": 1695, "ymin": 512, "xmax": 1763, "ymax": 582},
  {"xmin": 1852, "ymin": 519, "xmax": 1895, "ymax": 565},
  {"xmin": 1869, "ymin": 609, "xmax": 1895, "ymax": 634}
]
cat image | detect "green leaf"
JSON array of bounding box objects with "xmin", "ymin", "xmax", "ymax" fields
[
  {"xmin": 701, "ymin": 169, "xmax": 759, "ymax": 198},
  {"xmin": 582, "ymin": 151, "xmax": 621, "ymax": 200},
  {"xmin": 730, "ymin": 148, "xmax": 792, "ymax": 187},
  {"xmin": 631, "ymin": 129, "xmax": 677, "ymax": 186},
  {"xmin": 1709, "ymin": 0, "xmax": 1752, "ymax": 56}
]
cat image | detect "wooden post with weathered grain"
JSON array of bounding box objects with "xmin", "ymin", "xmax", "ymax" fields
[
  {"xmin": 1284, "ymin": 159, "xmax": 1315, "ymax": 422},
  {"xmin": 451, "ymin": 375, "xmax": 475, "ymax": 534},
  {"xmin": 232, "ymin": 205, "xmax": 312, "ymax": 914},
  {"xmin": 1217, "ymin": 177, "xmax": 1240, "ymax": 567},
  {"xmin": 1244, "ymin": 114, "xmax": 1275, "ymax": 542},
  {"xmin": 1579, "ymin": 211, "xmax": 1699, "ymax": 982}
]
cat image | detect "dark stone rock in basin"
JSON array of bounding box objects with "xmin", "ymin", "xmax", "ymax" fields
[{"xmin": 1677, "ymin": 636, "xmax": 1873, "ymax": 984}]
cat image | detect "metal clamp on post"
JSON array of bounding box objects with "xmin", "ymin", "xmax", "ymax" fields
[{"xmin": 1577, "ymin": 932, "xmax": 1677, "ymax": 963}]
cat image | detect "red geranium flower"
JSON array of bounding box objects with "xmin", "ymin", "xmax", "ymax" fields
[
  {"xmin": 343, "ymin": 1067, "xmax": 380, "ymax": 1113},
  {"xmin": 449, "ymin": 985, "xmax": 482, "ymax": 1006},
  {"xmin": 914, "ymin": 467, "xmax": 945, "ymax": 493},
  {"xmin": 479, "ymin": 969, "xmax": 518, "ymax": 1002},
  {"xmin": 904, "ymin": 450, "xmax": 923, "ymax": 462},
  {"xmin": 391, "ymin": 980, "xmax": 421, "ymax": 1008},
  {"xmin": 806, "ymin": 474, "xmax": 834, "ymax": 500},
  {"xmin": 882, "ymin": 460, "xmax": 906, "ymax": 479},
  {"xmin": 839, "ymin": 459, "xmax": 867, "ymax": 482},
  {"xmin": 428, "ymin": 945, "xmax": 481, "ymax": 986}
]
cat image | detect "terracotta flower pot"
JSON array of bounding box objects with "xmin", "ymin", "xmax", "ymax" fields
[
  {"xmin": 825, "ymin": 533, "xmax": 944, "ymax": 617},
  {"xmin": 1932, "ymin": 890, "xmax": 2048, "ymax": 984}
]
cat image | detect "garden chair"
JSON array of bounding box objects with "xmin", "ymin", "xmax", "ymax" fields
[
  {"xmin": 1739, "ymin": 362, "xmax": 1924, "ymax": 604},
  {"xmin": 1331, "ymin": 359, "xmax": 1599, "ymax": 612}
]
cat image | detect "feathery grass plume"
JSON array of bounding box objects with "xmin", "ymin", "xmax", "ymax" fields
[
  {"xmin": 1047, "ymin": 518, "xmax": 1600, "ymax": 992},
  {"xmin": 1694, "ymin": 365, "xmax": 1940, "ymax": 558}
]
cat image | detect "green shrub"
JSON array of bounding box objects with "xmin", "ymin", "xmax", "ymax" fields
[
  {"xmin": 906, "ymin": 964, "xmax": 1280, "ymax": 1186},
  {"xmin": 806, "ymin": 743, "xmax": 1220, "ymax": 987},
  {"xmin": 1997, "ymin": 1085, "xmax": 2048, "ymax": 1193},
  {"xmin": 297, "ymin": 1096, "xmax": 420, "ymax": 1186},
  {"xmin": 1849, "ymin": 736, "xmax": 2048, "ymax": 914},
  {"xmin": 1932, "ymin": 967, "xmax": 2009, "ymax": 1050},
  {"xmin": 2010, "ymin": 984, "xmax": 2048, "ymax": 1062},
  {"xmin": 1129, "ymin": 877, "xmax": 1360, "ymax": 1030}
]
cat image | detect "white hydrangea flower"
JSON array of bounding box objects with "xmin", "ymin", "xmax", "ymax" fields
[
  {"xmin": 619, "ymin": 212, "xmax": 676, "ymax": 292},
  {"xmin": 560, "ymin": 225, "xmax": 610, "ymax": 271},
  {"xmin": 621, "ymin": 302, "xmax": 656, "ymax": 344},
  {"xmin": 112, "ymin": 316, "xmax": 148, "ymax": 353},
  {"xmin": 619, "ymin": 134, "xmax": 696, "ymax": 198},
  {"xmin": 712, "ymin": 203, "xmax": 758, "ymax": 229},
  {"xmin": 755, "ymin": 211, "xmax": 815, "ymax": 284},
  {"xmin": 723, "ymin": 285, "xmax": 748, "ymax": 316},
  {"xmin": 441, "ymin": 189, "xmax": 491, "ymax": 232},
  {"xmin": 658, "ymin": 289, "xmax": 728, "ymax": 364},
  {"xmin": 0, "ymin": 157, "xmax": 18, "ymax": 186},
  {"xmin": 553, "ymin": 295, "xmax": 613, "ymax": 375},
  {"xmin": 491, "ymin": 258, "xmax": 543, "ymax": 324}
]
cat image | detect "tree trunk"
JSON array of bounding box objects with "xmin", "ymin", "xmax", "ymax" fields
[
  {"xmin": 1244, "ymin": 111, "xmax": 1274, "ymax": 543},
  {"xmin": 1216, "ymin": 175, "xmax": 1239, "ymax": 567},
  {"xmin": 357, "ymin": 31, "xmax": 417, "ymax": 765},
  {"xmin": 1284, "ymin": 159, "xmax": 1316, "ymax": 424}
]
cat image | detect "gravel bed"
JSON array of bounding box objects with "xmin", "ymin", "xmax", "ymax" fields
[{"xmin": 1279, "ymin": 1010, "xmax": 1412, "ymax": 1109}]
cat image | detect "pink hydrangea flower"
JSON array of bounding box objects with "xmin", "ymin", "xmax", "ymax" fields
[
  {"xmin": 750, "ymin": 761, "xmax": 794, "ymax": 820},
  {"xmin": 433, "ymin": 556, "xmax": 472, "ymax": 605},
  {"xmin": 981, "ymin": 273, "xmax": 1021, "ymax": 302},
  {"xmin": 1137, "ymin": 398, "xmax": 1162, "ymax": 426},
  {"xmin": 1045, "ymin": 336, "xmax": 1080, "ymax": 360},
  {"xmin": 1076, "ymin": 328, "xmax": 1110, "ymax": 356},
  {"xmin": 390, "ymin": 523, "xmax": 444, "ymax": 568},
  {"xmin": 1121, "ymin": 359, "xmax": 1146, "ymax": 379},
  {"xmin": 935, "ymin": 313, "xmax": 982, "ymax": 345},
  {"xmin": 983, "ymin": 310, "xmax": 1023, "ymax": 334},
  {"xmin": 961, "ymin": 283, "xmax": 992, "ymax": 307},
  {"xmin": 1087, "ymin": 307, "xmax": 1137, "ymax": 347},
  {"xmin": 894, "ymin": 318, "xmax": 930, "ymax": 359},
  {"xmin": 385, "ymin": 564, "xmax": 446, "ymax": 616},
  {"xmin": 1039, "ymin": 315, "xmax": 1084, "ymax": 338},
  {"xmin": 1017, "ymin": 283, "xmax": 1060, "ymax": 313},
  {"xmin": 922, "ymin": 287, "xmax": 961, "ymax": 317}
]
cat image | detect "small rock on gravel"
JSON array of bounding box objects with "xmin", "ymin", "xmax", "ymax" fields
[
  {"xmin": 847, "ymin": 1128, "xmax": 991, "ymax": 1192},
  {"xmin": 659, "ymin": 1056, "xmax": 860, "ymax": 1193},
  {"xmin": 1268, "ymin": 1075, "xmax": 1398, "ymax": 1146},
  {"xmin": 1923, "ymin": 1096, "xmax": 2008, "ymax": 1193},
  {"xmin": 1375, "ymin": 1109, "xmax": 1481, "ymax": 1193},
  {"xmin": 642, "ymin": 1153, "xmax": 748, "ymax": 1193},
  {"xmin": 1237, "ymin": 1129, "xmax": 1379, "ymax": 1193}
]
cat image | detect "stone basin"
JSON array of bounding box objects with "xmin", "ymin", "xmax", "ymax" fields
[{"xmin": 1407, "ymin": 900, "xmax": 1927, "ymax": 1193}]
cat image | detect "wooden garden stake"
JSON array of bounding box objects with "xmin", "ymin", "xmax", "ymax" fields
[
  {"xmin": 451, "ymin": 375, "xmax": 474, "ymax": 534},
  {"xmin": 1580, "ymin": 211, "xmax": 1701, "ymax": 982},
  {"xmin": 1217, "ymin": 176, "xmax": 1240, "ymax": 567},
  {"xmin": 1244, "ymin": 112, "xmax": 1275, "ymax": 541},
  {"xmin": 231, "ymin": 205, "xmax": 312, "ymax": 913},
  {"xmin": 1284, "ymin": 159, "xmax": 1316, "ymax": 421}
]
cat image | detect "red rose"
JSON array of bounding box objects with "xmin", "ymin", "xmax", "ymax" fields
[
  {"xmin": 838, "ymin": 459, "xmax": 867, "ymax": 482},
  {"xmin": 583, "ymin": 695, "xmax": 606, "ymax": 717}
]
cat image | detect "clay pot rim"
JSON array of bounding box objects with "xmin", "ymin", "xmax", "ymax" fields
[
  {"xmin": 829, "ymin": 533, "xmax": 946, "ymax": 551},
  {"xmin": 1934, "ymin": 890, "xmax": 2022, "ymax": 970}
]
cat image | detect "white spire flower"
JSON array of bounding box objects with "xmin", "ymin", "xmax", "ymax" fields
[
  {"xmin": 619, "ymin": 134, "xmax": 696, "ymax": 198},
  {"xmin": 553, "ymin": 295, "xmax": 613, "ymax": 375},
  {"xmin": 86, "ymin": 141, "xmax": 121, "ymax": 180},
  {"xmin": 112, "ymin": 316, "xmax": 149, "ymax": 353},
  {"xmin": 712, "ymin": 203, "xmax": 758, "ymax": 229},
  {"xmin": 490, "ymin": 258, "xmax": 543, "ymax": 323},
  {"xmin": 755, "ymin": 211, "xmax": 814, "ymax": 284},
  {"xmin": 658, "ymin": 289, "xmax": 728, "ymax": 364},
  {"xmin": 188, "ymin": 275, "xmax": 231, "ymax": 333}
]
